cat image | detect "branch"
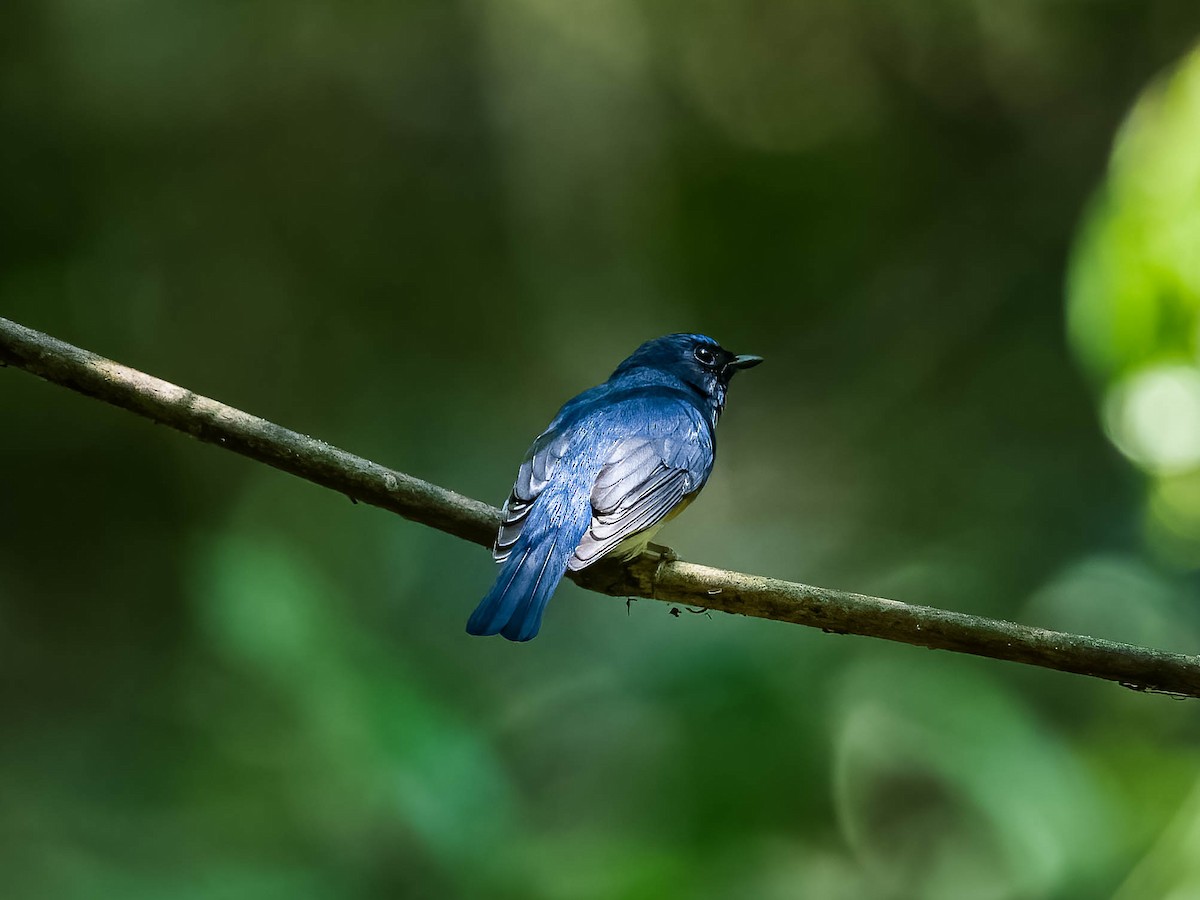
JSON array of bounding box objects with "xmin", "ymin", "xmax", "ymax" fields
[{"xmin": 3, "ymin": 315, "xmax": 1198, "ymax": 699}]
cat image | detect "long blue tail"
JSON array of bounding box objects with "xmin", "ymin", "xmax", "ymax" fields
[
  {"xmin": 466, "ymin": 533, "xmax": 570, "ymax": 641},
  {"xmin": 467, "ymin": 495, "xmax": 593, "ymax": 641}
]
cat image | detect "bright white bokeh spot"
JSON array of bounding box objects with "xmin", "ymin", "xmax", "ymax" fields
[{"xmin": 1103, "ymin": 364, "xmax": 1200, "ymax": 474}]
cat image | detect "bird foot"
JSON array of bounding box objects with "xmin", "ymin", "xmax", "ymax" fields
[
  {"xmin": 646, "ymin": 543, "xmax": 678, "ymax": 563},
  {"xmin": 647, "ymin": 543, "xmax": 678, "ymax": 600}
]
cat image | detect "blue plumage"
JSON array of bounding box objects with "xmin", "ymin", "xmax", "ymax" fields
[{"xmin": 467, "ymin": 333, "xmax": 762, "ymax": 641}]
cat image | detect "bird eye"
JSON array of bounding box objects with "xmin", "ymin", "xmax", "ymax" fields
[{"xmin": 693, "ymin": 346, "xmax": 717, "ymax": 367}]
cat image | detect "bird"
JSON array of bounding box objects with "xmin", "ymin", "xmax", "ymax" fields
[{"xmin": 466, "ymin": 333, "xmax": 762, "ymax": 642}]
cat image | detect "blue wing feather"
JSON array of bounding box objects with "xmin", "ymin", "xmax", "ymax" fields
[{"xmin": 568, "ymin": 399, "xmax": 712, "ymax": 570}]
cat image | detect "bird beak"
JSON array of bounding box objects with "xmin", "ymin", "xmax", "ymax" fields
[{"xmin": 728, "ymin": 354, "xmax": 764, "ymax": 371}]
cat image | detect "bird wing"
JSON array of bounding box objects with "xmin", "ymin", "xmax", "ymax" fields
[
  {"xmin": 567, "ymin": 402, "xmax": 713, "ymax": 571},
  {"xmin": 492, "ymin": 385, "xmax": 616, "ymax": 563},
  {"xmin": 493, "ymin": 425, "xmax": 574, "ymax": 562}
]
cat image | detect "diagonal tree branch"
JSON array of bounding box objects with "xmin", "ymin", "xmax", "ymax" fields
[{"xmin": 3, "ymin": 315, "xmax": 1199, "ymax": 698}]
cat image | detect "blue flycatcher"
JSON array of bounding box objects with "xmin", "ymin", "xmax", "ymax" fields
[{"xmin": 467, "ymin": 333, "xmax": 762, "ymax": 641}]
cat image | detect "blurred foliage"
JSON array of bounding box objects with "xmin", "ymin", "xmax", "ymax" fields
[
  {"xmin": 1069, "ymin": 44, "xmax": 1200, "ymax": 571},
  {"xmin": 3, "ymin": 1, "xmax": 1200, "ymax": 898}
]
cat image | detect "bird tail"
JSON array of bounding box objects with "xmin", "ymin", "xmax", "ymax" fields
[{"xmin": 466, "ymin": 532, "xmax": 571, "ymax": 642}]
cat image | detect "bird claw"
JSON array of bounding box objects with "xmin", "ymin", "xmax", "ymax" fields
[
  {"xmin": 647, "ymin": 543, "xmax": 677, "ymax": 600},
  {"xmin": 646, "ymin": 543, "xmax": 678, "ymax": 563}
]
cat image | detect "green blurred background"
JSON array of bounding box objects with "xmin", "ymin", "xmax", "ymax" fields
[{"xmin": 4, "ymin": 1, "xmax": 1200, "ymax": 897}]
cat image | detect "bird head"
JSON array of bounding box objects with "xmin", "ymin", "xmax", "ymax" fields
[{"xmin": 612, "ymin": 333, "xmax": 763, "ymax": 411}]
